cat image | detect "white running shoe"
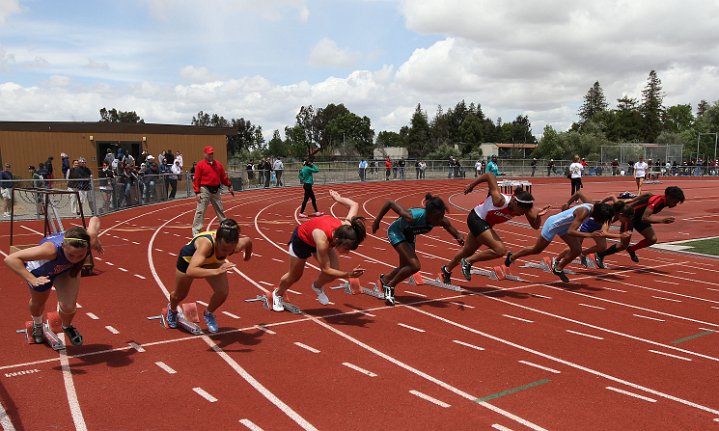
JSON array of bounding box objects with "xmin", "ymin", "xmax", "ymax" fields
[
  {"xmin": 313, "ymin": 211, "xmax": 324, "ymax": 217},
  {"xmin": 271, "ymin": 289, "xmax": 285, "ymax": 312},
  {"xmin": 311, "ymin": 284, "xmax": 330, "ymax": 305},
  {"xmin": 298, "ymin": 213, "xmax": 308, "ymax": 218}
]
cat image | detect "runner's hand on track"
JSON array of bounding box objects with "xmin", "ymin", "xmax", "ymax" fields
[{"xmin": 348, "ymin": 266, "xmax": 365, "ymax": 278}]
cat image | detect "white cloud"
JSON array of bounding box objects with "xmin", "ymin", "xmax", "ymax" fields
[
  {"xmin": 0, "ymin": 0, "xmax": 21, "ymax": 25},
  {"xmin": 309, "ymin": 38, "xmax": 359, "ymax": 68},
  {"xmin": 179, "ymin": 65, "xmax": 217, "ymax": 84}
]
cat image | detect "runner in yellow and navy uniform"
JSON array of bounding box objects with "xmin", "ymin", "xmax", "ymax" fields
[{"xmin": 167, "ymin": 219, "xmax": 252, "ymax": 333}]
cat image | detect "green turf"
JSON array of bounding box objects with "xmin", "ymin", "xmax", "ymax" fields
[{"xmin": 678, "ymin": 237, "xmax": 719, "ymax": 256}]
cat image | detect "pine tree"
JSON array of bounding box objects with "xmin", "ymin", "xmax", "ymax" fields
[
  {"xmin": 640, "ymin": 70, "xmax": 664, "ymax": 142},
  {"xmin": 578, "ymin": 81, "xmax": 609, "ymax": 123}
]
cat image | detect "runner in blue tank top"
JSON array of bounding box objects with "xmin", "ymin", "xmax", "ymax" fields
[{"xmin": 4, "ymin": 217, "xmax": 102, "ymax": 346}]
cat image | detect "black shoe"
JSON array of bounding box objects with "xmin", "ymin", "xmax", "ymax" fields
[
  {"xmin": 63, "ymin": 325, "xmax": 83, "ymax": 346},
  {"xmin": 460, "ymin": 258, "xmax": 472, "ymax": 281},
  {"xmin": 628, "ymin": 249, "xmax": 640, "ymax": 263},
  {"xmin": 552, "ymin": 267, "xmax": 570, "ymax": 283},
  {"xmin": 383, "ymin": 285, "xmax": 395, "ymax": 306},
  {"xmin": 594, "ymin": 253, "xmax": 606, "ymax": 269},
  {"xmin": 31, "ymin": 323, "xmax": 44, "ymax": 344},
  {"xmin": 505, "ymin": 252, "xmax": 513, "ymax": 267},
  {"xmin": 580, "ymin": 254, "xmax": 588, "ymax": 267},
  {"xmin": 440, "ymin": 265, "xmax": 452, "ymax": 284}
]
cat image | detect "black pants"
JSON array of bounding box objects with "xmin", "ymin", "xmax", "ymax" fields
[
  {"xmin": 570, "ymin": 177, "xmax": 583, "ymax": 195},
  {"xmin": 300, "ymin": 183, "xmax": 318, "ymax": 213},
  {"xmin": 275, "ymin": 170, "xmax": 283, "ymax": 187},
  {"xmin": 167, "ymin": 179, "xmax": 177, "ymax": 198}
]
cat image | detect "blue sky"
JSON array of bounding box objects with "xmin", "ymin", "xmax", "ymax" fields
[{"xmin": 2, "ymin": 0, "xmax": 718, "ymax": 140}]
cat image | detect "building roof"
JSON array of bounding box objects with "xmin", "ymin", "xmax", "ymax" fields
[
  {"xmin": 495, "ymin": 143, "xmax": 538, "ymax": 149},
  {"xmin": 0, "ymin": 121, "xmax": 235, "ymax": 135}
]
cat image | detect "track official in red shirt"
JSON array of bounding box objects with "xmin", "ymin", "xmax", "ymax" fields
[{"xmin": 192, "ymin": 146, "xmax": 234, "ymax": 235}]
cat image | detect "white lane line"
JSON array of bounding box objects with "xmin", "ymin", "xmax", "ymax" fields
[
  {"xmin": 155, "ymin": 248, "xmax": 164, "ymax": 253},
  {"xmin": 222, "ymin": 311, "xmax": 241, "ymax": 319},
  {"xmin": 652, "ymin": 296, "xmax": 682, "ymax": 303},
  {"xmin": 606, "ymin": 386, "xmax": 657, "ymax": 403},
  {"xmin": 373, "ymin": 247, "xmax": 385, "ymax": 251},
  {"xmin": 131, "ymin": 241, "xmax": 140, "ymax": 245},
  {"xmin": 193, "ymin": 387, "xmax": 218, "ymax": 403},
  {"xmin": 699, "ymin": 328, "xmax": 717, "ymax": 332},
  {"xmin": 239, "ymin": 418, "xmax": 264, "ymax": 431},
  {"xmin": 259, "ymin": 281, "xmax": 273, "ymax": 286},
  {"xmin": 59, "ymin": 334, "xmax": 87, "ymax": 431},
  {"xmin": 601, "ymin": 287, "xmax": 627, "ymax": 293},
  {"xmin": 256, "ymin": 325, "xmax": 276, "ymax": 335},
  {"xmin": 566, "ymin": 330, "xmax": 604, "ymax": 340},
  {"xmin": 128, "ymin": 342, "xmax": 145, "ymax": 353},
  {"xmin": 342, "ymin": 362, "xmax": 377, "ymax": 377},
  {"xmin": 271, "ymin": 258, "xmax": 284, "ymax": 263},
  {"xmin": 530, "ymin": 294, "xmax": 551, "ymax": 299},
  {"xmin": 453, "ymin": 340, "xmax": 485, "ymax": 351},
  {"xmin": 105, "ymin": 326, "xmax": 119, "ymax": 335},
  {"xmin": 518, "ymin": 360, "xmax": 561, "ymax": 374},
  {"xmin": 196, "ymin": 300, "xmax": 209, "ymax": 306},
  {"xmin": 448, "ymin": 301, "xmax": 475, "ymax": 309},
  {"xmin": 93, "ymin": 257, "xmax": 103, "ymax": 261},
  {"xmin": 287, "ymin": 289, "xmax": 302, "ymax": 295},
  {"xmin": 134, "ymin": 274, "xmax": 146, "ymax": 280},
  {"xmin": 105, "ymin": 261, "xmax": 114, "ymax": 266},
  {"xmin": 492, "ymin": 425, "xmax": 515, "ymax": 431},
  {"xmin": 0, "ymin": 399, "xmax": 16, "ymax": 431},
  {"xmin": 117, "ymin": 267, "xmax": 128, "ymax": 272},
  {"xmin": 294, "ymin": 342, "xmax": 320, "ymax": 353},
  {"xmin": 503, "ymin": 314, "xmax": 534, "ymax": 323},
  {"xmin": 398, "ymin": 323, "xmax": 425, "ymax": 333},
  {"xmin": 648, "ymin": 350, "xmax": 692, "ymax": 362},
  {"xmin": 168, "ymin": 252, "xmax": 177, "ymax": 257},
  {"xmin": 675, "ymin": 270, "xmax": 695, "ymax": 275},
  {"xmin": 633, "ymin": 314, "xmax": 665, "ymax": 322},
  {"xmin": 155, "ymin": 361, "xmax": 177, "ymax": 374},
  {"xmin": 654, "ymin": 280, "xmax": 679, "ymax": 285},
  {"xmin": 409, "ymin": 390, "xmax": 450, "ymax": 408},
  {"xmin": 708, "ymin": 288, "xmax": 719, "ymax": 293},
  {"xmin": 405, "ymin": 290, "xmax": 428, "ymax": 298},
  {"xmin": 85, "ymin": 312, "xmax": 99, "ymax": 320},
  {"xmin": 76, "ymin": 303, "xmax": 82, "ymax": 309},
  {"xmin": 579, "ymin": 303, "xmax": 606, "ymax": 310},
  {"xmin": 519, "ymin": 272, "xmax": 541, "ymax": 278}
]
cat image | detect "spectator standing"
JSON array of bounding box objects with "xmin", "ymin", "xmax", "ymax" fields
[
  {"xmin": 175, "ymin": 151, "xmax": 184, "ymax": 168},
  {"xmin": 415, "ymin": 160, "xmax": 421, "ymax": 179},
  {"xmin": 398, "ymin": 158, "xmax": 406, "ymax": 180},
  {"xmin": 298, "ymin": 158, "xmax": 322, "ymax": 218},
  {"xmin": 168, "ymin": 160, "xmax": 182, "ymax": 199},
  {"xmin": 142, "ymin": 156, "xmax": 161, "ymax": 202},
  {"xmin": 273, "ymin": 157, "xmax": 285, "ymax": 187},
  {"xmin": 245, "ymin": 160, "xmax": 254, "ymax": 184},
  {"xmin": 530, "ymin": 158, "xmax": 537, "ymax": 177},
  {"xmin": 485, "ymin": 156, "xmax": 500, "ymax": 176},
  {"xmin": 568, "ymin": 155, "xmax": 584, "ymax": 195},
  {"xmin": 384, "ymin": 156, "xmax": 391, "ymax": 181},
  {"xmin": 263, "ymin": 157, "xmax": 273, "ymax": 188},
  {"xmin": 358, "ymin": 159, "xmax": 368, "ymax": 182},
  {"xmin": 256, "ymin": 158, "xmax": 266, "ymax": 187},
  {"xmin": 418, "ymin": 160, "xmax": 427, "ymax": 179},
  {"xmin": 29, "ymin": 165, "xmax": 44, "ymax": 214},
  {"xmin": 392, "ymin": 160, "xmax": 398, "ymax": 179},
  {"xmin": 627, "ymin": 160, "xmax": 634, "ymax": 177},
  {"xmin": 1, "ymin": 163, "xmax": 14, "ymax": 217},
  {"xmin": 77, "ymin": 157, "xmax": 94, "ymax": 214},
  {"xmin": 190, "ymin": 161, "xmax": 197, "ymax": 182},
  {"xmin": 66, "ymin": 160, "xmax": 81, "ymax": 214},
  {"xmin": 98, "ymin": 161, "xmax": 114, "ymax": 213},
  {"xmin": 104, "ymin": 148, "xmax": 116, "ymax": 167},
  {"xmin": 634, "ymin": 156, "xmax": 649, "ymax": 194},
  {"xmin": 61, "ymin": 153, "xmax": 70, "ymax": 179},
  {"xmin": 45, "ymin": 156, "xmax": 54, "ymax": 180},
  {"xmin": 547, "ymin": 159, "xmax": 555, "ymax": 176},
  {"xmin": 191, "ymin": 146, "xmax": 233, "ymax": 236},
  {"xmin": 475, "ymin": 160, "xmax": 484, "ymax": 177},
  {"xmin": 611, "ymin": 159, "xmax": 619, "ymax": 176}
]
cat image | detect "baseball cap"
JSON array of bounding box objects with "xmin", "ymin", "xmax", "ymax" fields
[{"xmin": 204, "ymin": 146, "xmax": 215, "ymax": 154}]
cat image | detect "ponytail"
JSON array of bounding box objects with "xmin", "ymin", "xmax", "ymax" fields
[{"xmin": 333, "ymin": 216, "xmax": 367, "ymax": 251}]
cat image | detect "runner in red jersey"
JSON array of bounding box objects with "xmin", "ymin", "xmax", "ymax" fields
[
  {"xmin": 595, "ymin": 186, "xmax": 685, "ymax": 266},
  {"xmin": 441, "ymin": 173, "xmax": 550, "ymax": 283},
  {"xmin": 272, "ymin": 190, "xmax": 367, "ymax": 312}
]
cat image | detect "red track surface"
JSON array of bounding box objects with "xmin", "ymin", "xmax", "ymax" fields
[{"xmin": 0, "ymin": 176, "xmax": 718, "ymax": 430}]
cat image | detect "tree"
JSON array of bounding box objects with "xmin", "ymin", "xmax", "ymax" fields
[
  {"xmin": 640, "ymin": 70, "xmax": 664, "ymax": 142},
  {"xmin": 663, "ymin": 104, "xmax": 694, "ymax": 133},
  {"xmin": 267, "ymin": 129, "xmax": 288, "ymax": 157},
  {"xmin": 609, "ymin": 97, "xmax": 643, "ymax": 142},
  {"xmin": 406, "ymin": 104, "xmax": 431, "ymax": 158},
  {"xmin": 99, "ymin": 107, "xmax": 144, "ymax": 123},
  {"xmin": 376, "ymin": 131, "xmax": 405, "ymax": 148},
  {"xmin": 578, "ymin": 81, "xmax": 609, "ymax": 123},
  {"xmin": 324, "ymin": 113, "xmax": 375, "ymax": 157},
  {"xmin": 697, "ymin": 100, "xmax": 710, "ymax": 118}
]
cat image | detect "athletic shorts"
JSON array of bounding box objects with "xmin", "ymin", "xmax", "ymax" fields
[
  {"xmin": 287, "ymin": 227, "xmax": 315, "ymax": 259},
  {"xmin": 622, "ymin": 217, "xmax": 650, "ymax": 234},
  {"xmin": 467, "ymin": 209, "xmax": 492, "ymax": 237},
  {"xmin": 176, "ymin": 255, "xmax": 190, "ymax": 273},
  {"xmin": 27, "ymin": 278, "xmax": 55, "ymax": 293},
  {"xmin": 387, "ymin": 219, "xmax": 415, "ymax": 247}
]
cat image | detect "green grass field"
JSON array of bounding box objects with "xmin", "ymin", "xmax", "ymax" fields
[{"xmin": 678, "ymin": 237, "xmax": 719, "ymax": 256}]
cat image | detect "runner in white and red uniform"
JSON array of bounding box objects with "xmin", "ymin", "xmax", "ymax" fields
[{"xmin": 441, "ymin": 173, "xmax": 550, "ymax": 283}]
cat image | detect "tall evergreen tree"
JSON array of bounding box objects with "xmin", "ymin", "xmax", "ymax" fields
[
  {"xmin": 578, "ymin": 81, "xmax": 609, "ymax": 123},
  {"xmin": 640, "ymin": 70, "xmax": 664, "ymax": 142},
  {"xmin": 407, "ymin": 104, "xmax": 431, "ymax": 158},
  {"xmin": 697, "ymin": 100, "xmax": 709, "ymax": 118}
]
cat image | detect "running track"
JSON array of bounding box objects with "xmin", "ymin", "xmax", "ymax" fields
[{"xmin": 0, "ymin": 177, "xmax": 717, "ymax": 430}]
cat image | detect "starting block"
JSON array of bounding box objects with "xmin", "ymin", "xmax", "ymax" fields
[
  {"xmin": 409, "ymin": 272, "xmax": 464, "ymax": 292},
  {"xmin": 520, "ymin": 256, "xmax": 575, "ymax": 274},
  {"xmin": 471, "ymin": 265, "xmax": 526, "ymax": 282},
  {"xmin": 148, "ymin": 302, "xmax": 204, "ymax": 335},
  {"xmin": 245, "ymin": 292, "xmax": 302, "ymax": 314},
  {"xmin": 575, "ymin": 255, "xmax": 597, "ymax": 269},
  {"xmin": 18, "ymin": 312, "xmax": 65, "ymax": 351},
  {"xmin": 329, "ymin": 278, "xmax": 362, "ymax": 295}
]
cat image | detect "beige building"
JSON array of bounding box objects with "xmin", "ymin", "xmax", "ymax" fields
[{"xmin": 0, "ymin": 121, "xmax": 234, "ymax": 176}]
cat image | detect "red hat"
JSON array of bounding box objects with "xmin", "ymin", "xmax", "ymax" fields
[{"xmin": 203, "ymin": 146, "xmax": 214, "ymax": 154}]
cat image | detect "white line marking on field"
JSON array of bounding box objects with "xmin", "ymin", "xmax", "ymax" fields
[
  {"xmin": 519, "ymin": 272, "xmax": 541, "ymax": 278},
  {"xmin": 606, "ymin": 386, "xmax": 657, "ymax": 403},
  {"xmin": 398, "ymin": 323, "xmax": 425, "ymax": 333},
  {"xmin": 448, "ymin": 301, "xmax": 475, "ymax": 309},
  {"xmin": 492, "ymin": 425, "xmax": 515, "ymax": 431},
  {"xmin": 255, "ymin": 325, "xmax": 276, "ymax": 335},
  {"xmin": 579, "ymin": 303, "xmax": 606, "ymax": 310},
  {"xmin": 373, "ymin": 247, "xmax": 385, "ymax": 251},
  {"xmin": 405, "ymin": 290, "xmax": 428, "ymax": 298},
  {"xmin": 193, "ymin": 387, "xmax": 218, "ymax": 402},
  {"xmin": 259, "ymin": 281, "xmax": 273, "ymax": 286},
  {"xmin": 128, "ymin": 342, "xmax": 145, "ymax": 353},
  {"xmin": 105, "ymin": 261, "xmax": 114, "ymax": 266},
  {"xmin": 155, "ymin": 248, "xmax": 164, "ymax": 253},
  {"xmin": 601, "ymin": 286, "xmax": 627, "ymax": 293},
  {"xmin": 196, "ymin": 300, "xmax": 208, "ymax": 307},
  {"xmin": 675, "ymin": 270, "xmax": 695, "ymax": 275},
  {"xmin": 287, "ymin": 289, "xmax": 302, "ymax": 295},
  {"xmin": 714, "ymin": 418, "xmax": 719, "ymax": 423},
  {"xmin": 133, "ymin": 274, "xmax": 146, "ymax": 280},
  {"xmin": 648, "ymin": 350, "xmax": 692, "ymax": 362},
  {"xmin": 271, "ymin": 258, "xmax": 284, "ymax": 263},
  {"xmin": 699, "ymin": 328, "xmax": 716, "ymax": 332},
  {"xmin": 239, "ymin": 418, "xmax": 264, "ymax": 431},
  {"xmin": 503, "ymin": 314, "xmax": 534, "ymax": 323},
  {"xmin": 117, "ymin": 267, "xmax": 128, "ymax": 272},
  {"xmin": 708, "ymin": 288, "xmax": 719, "ymax": 293},
  {"xmin": 155, "ymin": 361, "xmax": 176, "ymax": 374},
  {"xmin": 294, "ymin": 342, "xmax": 320, "ymax": 353},
  {"xmin": 342, "ymin": 362, "xmax": 377, "ymax": 377},
  {"xmin": 105, "ymin": 326, "xmax": 119, "ymax": 334},
  {"xmin": 654, "ymin": 280, "xmax": 679, "ymax": 285},
  {"xmin": 453, "ymin": 340, "xmax": 484, "ymax": 351},
  {"xmin": 530, "ymin": 294, "xmax": 551, "ymax": 299},
  {"xmin": 131, "ymin": 241, "xmax": 140, "ymax": 245},
  {"xmin": 85, "ymin": 312, "xmax": 99, "ymax": 320},
  {"xmin": 58, "ymin": 335, "xmax": 87, "ymax": 431},
  {"xmin": 409, "ymin": 390, "xmax": 450, "ymax": 408},
  {"xmin": 222, "ymin": 311, "xmax": 240, "ymax": 319},
  {"xmin": 168, "ymin": 252, "xmax": 177, "ymax": 257},
  {"xmin": 518, "ymin": 360, "xmax": 561, "ymax": 374},
  {"xmin": 652, "ymin": 296, "xmax": 682, "ymax": 303},
  {"xmin": 75, "ymin": 303, "xmax": 82, "ymax": 309},
  {"xmin": 633, "ymin": 314, "xmax": 665, "ymax": 322},
  {"xmin": 566, "ymin": 330, "xmax": 604, "ymax": 340}
]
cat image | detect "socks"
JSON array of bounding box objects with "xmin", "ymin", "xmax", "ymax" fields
[
  {"xmin": 598, "ymin": 244, "xmax": 618, "ymax": 258},
  {"xmin": 628, "ymin": 239, "xmax": 651, "ymax": 253}
]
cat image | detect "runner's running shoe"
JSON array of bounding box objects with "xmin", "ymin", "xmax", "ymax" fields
[
  {"xmin": 628, "ymin": 249, "xmax": 640, "ymax": 263},
  {"xmin": 311, "ymin": 284, "xmax": 330, "ymax": 305},
  {"xmin": 460, "ymin": 258, "xmax": 472, "ymax": 281},
  {"xmin": 63, "ymin": 325, "xmax": 83, "ymax": 346},
  {"xmin": 166, "ymin": 303, "xmax": 178, "ymax": 328},
  {"xmin": 383, "ymin": 285, "xmax": 395, "ymax": 306},
  {"xmin": 594, "ymin": 253, "xmax": 606, "ymax": 269},
  {"xmin": 31, "ymin": 323, "xmax": 44, "ymax": 344},
  {"xmin": 272, "ymin": 289, "xmax": 285, "ymax": 312},
  {"xmin": 440, "ymin": 265, "xmax": 452, "ymax": 284},
  {"xmin": 203, "ymin": 310, "xmax": 218, "ymax": 333}
]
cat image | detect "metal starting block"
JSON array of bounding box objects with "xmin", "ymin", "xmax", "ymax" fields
[
  {"xmin": 471, "ymin": 265, "xmax": 526, "ymax": 282},
  {"xmin": 408, "ymin": 272, "xmax": 464, "ymax": 292},
  {"xmin": 18, "ymin": 312, "xmax": 65, "ymax": 350},
  {"xmin": 520, "ymin": 256, "xmax": 575, "ymax": 274},
  {"xmin": 360, "ymin": 281, "xmax": 385, "ymax": 299},
  {"xmin": 244, "ymin": 292, "xmax": 302, "ymax": 314},
  {"xmin": 330, "ymin": 278, "xmax": 362, "ymax": 295},
  {"xmin": 575, "ymin": 255, "xmax": 597, "ymax": 269},
  {"xmin": 148, "ymin": 302, "xmax": 204, "ymax": 335}
]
